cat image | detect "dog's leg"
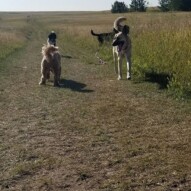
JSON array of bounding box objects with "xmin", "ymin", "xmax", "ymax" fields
[
  {"xmin": 126, "ymin": 54, "xmax": 132, "ymax": 80},
  {"xmin": 39, "ymin": 69, "xmax": 49, "ymax": 85},
  {"xmin": 53, "ymin": 68, "xmax": 61, "ymax": 87},
  {"xmin": 113, "ymin": 47, "xmax": 118, "ymax": 74},
  {"xmin": 53, "ymin": 75, "xmax": 60, "ymax": 87},
  {"xmin": 114, "ymin": 55, "xmax": 118, "ymax": 74},
  {"xmin": 118, "ymin": 56, "xmax": 122, "ymax": 80},
  {"xmin": 57, "ymin": 66, "xmax": 61, "ymax": 85},
  {"xmin": 58, "ymin": 66, "xmax": 61, "ymax": 81},
  {"xmin": 46, "ymin": 71, "xmax": 50, "ymax": 80},
  {"xmin": 39, "ymin": 77, "xmax": 46, "ymax": 85},
  {"xmin": 39, "ymin": 67, "xmax": 47, "ymax": 85},
  {"xmin": 53, "ymin": 77, "xmax": 60, "ymax": 87}
]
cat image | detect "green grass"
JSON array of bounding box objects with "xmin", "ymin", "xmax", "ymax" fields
[
  {"xmin": 42, "ymin": 12, "xmax": 191, "ymax": 98},
  {"xmin": 0, "ymin": 13, "xmax": 33, "ymax": 71},
  {"xmin": 131, "ymin": 14, "xmax": 191, "ymax": 98}
]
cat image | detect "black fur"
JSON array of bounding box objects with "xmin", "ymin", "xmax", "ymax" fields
[
  {"xmin": 91, "ymin": 26, "xmax": 129, "ymax": 45},
  {"xmin": 91, "ymin": 29, "xmax": 115, "ymax": 45}
]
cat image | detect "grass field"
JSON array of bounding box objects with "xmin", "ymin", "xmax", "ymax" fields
[{"xmin": 0, "ymin": 12, "xmax": 191, "ymax": 191}]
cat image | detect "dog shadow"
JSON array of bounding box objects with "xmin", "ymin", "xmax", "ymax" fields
[
  {"xmin": 145, "ymin": 71, "xmax": 171, "ymax": 89},
  {"xmin": 60, "ymin": 79, "xmax": 94, "ymax": 93}
]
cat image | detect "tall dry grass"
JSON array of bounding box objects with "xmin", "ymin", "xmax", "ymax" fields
[
  {"xmin": 0, "ymin": 13, "xmax": 30, "ymax": 62},
  {"xmin": 43, "ymin": 12, "xmax": 191, "ymax": 98},
  {"xmin": 0, "ymin": 32, "xmax": 25, "ymax": 60},
  {"xmin": 131, "ymin": 13, "xmax": 191, "ymax": 98},
  {"xmin": 2, "ymin": 12, "xmax": 190, "ymax": 98}
]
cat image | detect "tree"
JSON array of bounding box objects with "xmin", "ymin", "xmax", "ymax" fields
[
  {"xmin": 159, "ymin": 0, "xmax": 191, "ymax": 11},
  {"xmin": 180, "ymin": 0, "xmax": 191, "ymax": 11},
  {"xmin": 111, "ymin": 1, "xmax": 129, "ymax": 13},
  {"xmin": 130, "ymin": 0, "xmax": 148, "ymax": 12},
  {"xmin": 170, "ymin": 0, "xmax": 182, "ymax": 10},
  {"xmin": 158, "ymin": 0, "xmax": 171, "ymax": 11}
]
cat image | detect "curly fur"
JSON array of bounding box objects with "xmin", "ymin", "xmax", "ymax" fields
[{"xmin": 39, "ymin": 45, "xmax": 61, "ymax": 87}]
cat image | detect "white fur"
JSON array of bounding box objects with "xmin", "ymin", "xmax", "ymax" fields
[{"xmin": 113, "ymin": 33, "xmax": 132, "ymax": 80}]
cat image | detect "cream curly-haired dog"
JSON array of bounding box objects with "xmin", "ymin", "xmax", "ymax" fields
[{"xmin": 39, "ymin": 45, "xmax": 61, "ymax": 87}]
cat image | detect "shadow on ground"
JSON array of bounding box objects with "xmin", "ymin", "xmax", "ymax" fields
[
  {"xmin": 145, "ymin": 72, "xmax": 171, "ymax": 89},
  {"xmin": 60, "ymin": 79, "xmax": 94, "ymax": 93}
]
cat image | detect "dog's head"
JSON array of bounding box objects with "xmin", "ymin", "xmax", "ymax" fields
[
  {"xmin": 112, "ymin": 17, "xmax": 129, "ymax": 49},
  {"xmin": 112, "ymin": 25, "xmax": 129, "ymax": 52}
]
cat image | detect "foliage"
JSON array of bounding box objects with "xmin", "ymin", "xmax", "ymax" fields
[
  {"xmin": 131, "ymin": 13, "xmax": 191, "ymax": 97},
  {"xmin": 130, "ymin": 0, "xmax": 148, "ymax": 12},
  {"xmin": 158, "ymin": 0, "xmax": 191, "ymax": 11},
  {"xmin": 111, "ymin": 1, "xmax": 129, "ymax": 13},
  {"xmin": 180, "ymin": 0, "xmax": 191, "ymax": 11},
  {"xmin": 158, "ymin": 0, "xmax": 171, "ymax": 11},
  {"xmin": 88, "ymin": 13, "xmax": 191, "ymax": 98},
  {"xmin": 170, "ymin": 0, "xmax": 183, "ymax": 10}
]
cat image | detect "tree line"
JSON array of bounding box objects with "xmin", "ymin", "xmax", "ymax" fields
[
  {"xmin": 111, "ymin": 0, "xmax": 191, "ymax": 13},
  {"xmin": 159, "ymin": 0, "xmax": 191, "ymax": 11},
  {"xmin": 111, "ymin": 0, "xmax": 147, "ymax": 13}
]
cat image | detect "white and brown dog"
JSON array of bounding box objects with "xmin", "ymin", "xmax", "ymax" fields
[
  {"xmin": 39, "ymin": 45, "xmax": 61, "ymax": 87},
  {"xmin": 112, "ymin": 17, "xmax": 132, "ymax": 80}
]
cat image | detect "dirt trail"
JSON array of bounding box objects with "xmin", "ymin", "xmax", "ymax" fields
[{"xmin": 1, "ymin": 21, "xmax": 191, "ymax": 191}]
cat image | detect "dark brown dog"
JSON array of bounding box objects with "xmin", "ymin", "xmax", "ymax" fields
[{"xmin": 90, "ymin": 29, "xmax": 115, "ymax": 45}]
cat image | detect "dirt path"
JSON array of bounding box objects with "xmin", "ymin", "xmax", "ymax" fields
[{"xmin": 1, "ymin": 20, "xmax": 191, "ymax": 191}]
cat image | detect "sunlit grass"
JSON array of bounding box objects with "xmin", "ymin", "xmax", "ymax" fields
[
  {"xmin": 0, "ymin": 13, "xmax": 31, "ymax": 63},
  {"xmin": 1, "ymin": 11, "xmax": 191, "ymax": 97},
  {"xmin": 44, "ymin": 12, "xmax": 191, "ymax": 98},
  {"xmin": 131, "ymin": 13, "xmax": 191, "ymax": 97},
  {"xmin": 0, "ymin": 32, "xmax": 25, "ymax": 60}
]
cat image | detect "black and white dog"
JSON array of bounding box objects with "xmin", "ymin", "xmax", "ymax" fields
[{"xmin": 112, "ymin": 17, "xmax": 132, "ymax": 80}]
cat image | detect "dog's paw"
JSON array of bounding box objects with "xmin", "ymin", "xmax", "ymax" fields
[
  {"xmin": 39, "ymin": 82, "xmax": 46, "ymax": 85},
  {"xmin": 118, "ymin": 76, "xmax": 122, "ymax": 80}
]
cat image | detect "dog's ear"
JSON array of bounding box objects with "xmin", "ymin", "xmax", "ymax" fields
[
  {"xmin": 122, "ymin": 25, "xmax": 130, "ymax": 35},
  {"xmin": 113, "ymin": 28, "xmax": 118, "ymax": 34}
]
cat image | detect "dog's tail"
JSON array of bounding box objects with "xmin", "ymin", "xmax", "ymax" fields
[
  {"xmin": 42, "ymin": 45, "xmax": 59, "ymax": 62},
  {"xmin": 114, "ymin": 17, "xmax": 126, "ymax": 32},
  {"xmin": 91, "ymin": 29, "xmax": 100, "ymax": 36}
]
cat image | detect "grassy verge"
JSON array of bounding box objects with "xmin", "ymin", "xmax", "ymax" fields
[
  {"xmin": 0, "ymin": 13, "xmax": 35, "ymax": 73},
  {"xmin": 42, "ymin": 12, "xmax": 191, "ymax": 98},
  {"xmin": 131, "ymin": 13, "xmax": 191, "ymax": 98}
]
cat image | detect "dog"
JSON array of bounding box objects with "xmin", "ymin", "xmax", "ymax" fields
[
  {"xmin": 39, "ymin": 45, "xmax": 61, "ymax": 87},
  {"xmin": 90, "ymin": 29, "xmax": 115, "ymax": 45},
  {"xmin": 112, "ymin": 17, "xmax": 132, "ymax": 80}
]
